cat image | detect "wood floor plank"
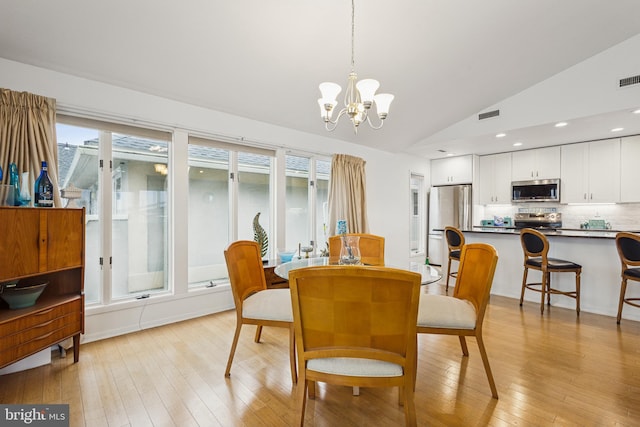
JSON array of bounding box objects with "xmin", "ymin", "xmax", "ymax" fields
[{"xmin": 3, "ymin": 283, "xmax": 640, "ymax": 426}]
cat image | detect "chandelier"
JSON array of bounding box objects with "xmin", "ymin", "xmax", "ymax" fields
[{"xmin": 318, "ymin": 0, "xmax": 394, "ymax": 133}]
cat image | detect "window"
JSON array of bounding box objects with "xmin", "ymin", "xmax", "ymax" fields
[
  {"xmin": 187, "ymin": 137, "xmax": 275, "ymax": 288},
  {"xmin": 56, "ymin": 118, "xmax": 171, "ymax": 303},
  {"xmin": 187, "ymin": 142, "xmax": 230, "ymax": 287},
  {"xmin": 410, "ymin": 173, "xmax": 425, "ymax": 255},
  {"xmin": 285, "ymin": 155, "xmax": 331, "ymax": 256}
]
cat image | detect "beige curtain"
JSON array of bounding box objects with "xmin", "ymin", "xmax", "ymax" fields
[
  {"xmin": 0, "ymin": 88, "xmax": 61, "ymax": 207},
  {"xmin": 328, "ymin": 154, "xmax": 369, "ymax": 235}
]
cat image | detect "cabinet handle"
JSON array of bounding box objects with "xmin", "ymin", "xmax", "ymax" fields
[
  {"xmin": 590, "ymin": 193, "xmax": 593, "ymax": 200},
  {"xmin": 584, "ymin": 193, "xmax": 587, "ymax": 200}
]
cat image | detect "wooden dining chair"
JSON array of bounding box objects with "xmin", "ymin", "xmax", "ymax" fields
[
  {"xmin": 444, "ymin": 226, "xmax": 465, "ymax": 293},
  {"xmin": 223, "ymin": 240, "xmax": 297, "ymax": 384},
  {"xmin": 328, "ymin": 233, "xmax": 385, "ymax": 265},
  {"xmin": 615, "ymin": 232, "xmax": 640, "ymax": 324},
  {"xmin": 416, "ymin": 242, "xmax": 499, "ymax": 398},
  {"xmin": 289, "ymin": 265, "xmax": 421, "ymax": 427}
]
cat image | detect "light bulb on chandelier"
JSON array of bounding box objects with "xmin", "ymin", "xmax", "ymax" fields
[{"xmin": 317, "ymin": 0, "xmax": 394, "ymax": 133}]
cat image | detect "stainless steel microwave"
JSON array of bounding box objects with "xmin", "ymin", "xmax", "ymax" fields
[{"xmin": 511, "ymin": 179, "xmax": 560, "ymax": 202}]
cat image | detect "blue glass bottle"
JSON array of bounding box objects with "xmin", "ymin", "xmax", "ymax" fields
[{"xmin": 34, "ymin": 161, "xmax": 54, "ymax": 207}]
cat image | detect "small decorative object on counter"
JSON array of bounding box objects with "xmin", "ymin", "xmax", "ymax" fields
[
  {"xmin": 425, "ymin": 256, "xmax": 429, "ymax": 265},
  {"xmin": 34, "ymin": 161, "xmax": 54, "ymax": 207}
]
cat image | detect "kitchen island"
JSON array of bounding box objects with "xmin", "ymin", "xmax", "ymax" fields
[{"xmin": 463, "ymin": 227, "xmax": 640, "ymax": 322}]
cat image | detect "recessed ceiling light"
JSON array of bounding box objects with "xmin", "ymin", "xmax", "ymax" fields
[
  {"xmin": 495, "ymin": 133, "xmax": 506, "ymax": 138},
  {"xmin": 513, "ymin": 142, "xmax": 523, "ymax": 147},
  {"xmin": 446, "ymin": 153, "xmax": 454, "ymax": 157},
  {"xmin": 555, "ymin": 122, "xmax": 568, "ymax": 127},
  {"xmin": 611, "ymin": 127, "xmax": 624, "ymax": 132},
  {"xmin": 633, "ymin": 109, "xmax": 640, "ymax": 114}
]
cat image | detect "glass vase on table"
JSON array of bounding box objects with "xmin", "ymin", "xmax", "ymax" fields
[{"xmin": 339, "ymin": 235, "xmax": 361, "ymax": 265}]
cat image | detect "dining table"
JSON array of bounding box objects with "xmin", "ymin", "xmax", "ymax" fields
[{"xmin": 274, "ymin": 257, "xmax": 442, "ymax": 285}]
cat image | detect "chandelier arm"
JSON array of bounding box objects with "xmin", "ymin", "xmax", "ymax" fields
[
  {"xmin": 324, "ymin": 107, "xmax": 349, "ymax": 127},
  {"xmin": 364, "ymin": 114, "xmax": 385, "ymax": 130}
]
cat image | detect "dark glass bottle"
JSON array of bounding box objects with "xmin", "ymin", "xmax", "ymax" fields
[{"xmin": 34, "ymin": 161, "xmax": 54, "ymax": 207}]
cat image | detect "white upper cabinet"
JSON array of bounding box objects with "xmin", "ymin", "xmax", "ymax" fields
[
  {"xmin": 431, "ymin": 155, "xmax": 473, "ymax": 186},
  {"xmin": 511, "ymin": 146, "xmax": 561, "ymax": 181},
  {"xmin": 479, "ymin": 153, "xmax": 512, "ymax": 204},
  {"xmin": 561, "ymin": 139, "xmax": 620, "ymax": 204},
  {"xmin": 621, "ymin": 135, "xmax": 640, "ymax": 202}
]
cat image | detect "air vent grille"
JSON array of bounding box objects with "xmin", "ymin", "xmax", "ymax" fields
[
  {"xmin": 620, "ymin": 74, "xmax": 640, "ymax": 88},
  {"xmin": 478, "ymin": 109, "xmax": 500, "ymax": 120}
]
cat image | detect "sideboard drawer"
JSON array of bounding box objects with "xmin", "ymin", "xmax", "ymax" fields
[
  {"xmin": 0, "ymin": 298, "xmax": 81, "ymax": 337},
  {"xmin": 0, "ymin": 322, "xmax": 80, "ymax": 367},
  {"xmin": 0, "ymin": 311, "xmax": 80, "ymax": 349}
]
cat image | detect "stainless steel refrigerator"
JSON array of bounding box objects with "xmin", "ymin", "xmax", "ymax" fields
[{"xmin": 428, "ymin": 184, "xmax": 472, "ymax": 266}]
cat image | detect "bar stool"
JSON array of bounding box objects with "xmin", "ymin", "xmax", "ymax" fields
[
  {"xmin": 615, "ymin": 232, "xmax": 640, "ymax": 324},
  {"xmin": 519, "ymin": 228, "xmax": 582, "ymax": 315},
  {"xmin": 445, "ymin": 226, "xmax": 465, "ymax": 293}
]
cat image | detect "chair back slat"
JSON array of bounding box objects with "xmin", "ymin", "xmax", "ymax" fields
[
  {"xmin": 290, "ymin": 266, "xmax": 420, "ymax": 361},
  {"xmin": 453, "ymin": 243, "xmax": 499, "ymax": 318},
  {"xmin": 224, "ymin": 240, "xmax": 267, "ymax": 305}
]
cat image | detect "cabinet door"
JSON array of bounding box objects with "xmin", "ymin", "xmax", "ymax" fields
[
  {"xmin": 588, "ymin": 139, "xmax": 620, "ymax": 203},
  {"xmin": 479, "ymin": 153, "xmax": 511, "ymax": 204},
  {"xmin": 493, "ymin": 153, "xmax": 512, "ymax": 203},
  {"xmin": 511, "ymin": 150, "xmax": 537, "ymax": 181},
  {"xmin": 478, "ymin": 156, "xmax": 494, "ymax": 204},
  {"xmin": 535, "ymin": 146, "xmax": 561, "ymax": 180},
  {"xmin": 431, "ymin": 156, "xmax": 472, "ymax": 186},
  {"xmin": 621, "ymin": 136, "xmax": 640, "ymax": 202},
  {"xmin": 45, "ymin": 209, "xmax": 85, "ymax": 271},
  {"xmin": 0, "ymin": 208, "xmax": 40, "ymax": 280},
  {"xmin": 561, "ymin": 143, "xmax": 588, "ymax": 203},
  {"xmin": 512, "ymin": 147, "xmax": 560, "ymax": 181}
]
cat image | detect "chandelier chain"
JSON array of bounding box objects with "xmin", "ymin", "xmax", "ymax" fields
[{"xmin": 351, "ymin": 0, "xmax": 355, "ymax": 71}]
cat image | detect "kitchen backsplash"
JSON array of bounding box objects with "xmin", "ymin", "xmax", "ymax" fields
[{"xmin": 481, "ymin": 203, "xmax": 640, "ymax": 230}]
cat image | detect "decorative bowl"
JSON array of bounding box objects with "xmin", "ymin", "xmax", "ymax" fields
[
  {"xmin": 278, "ymin": 250, "xmax": 297, "ymax": 263},
  {"xmin": 0, "ymin": 282, "xmax": 48, "ymax": 309}
]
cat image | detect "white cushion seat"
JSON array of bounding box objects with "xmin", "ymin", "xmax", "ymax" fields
[
  {"xmin": 243, "ymin": 288, "xmax": 293, "ymax": 321},
  {"xmin": 308, "ymin": 357, "xmax": 403, "ymax": 377},
  {"xmin": 417, "ymin": 294, "xmax": 476, "ymax": 329}
]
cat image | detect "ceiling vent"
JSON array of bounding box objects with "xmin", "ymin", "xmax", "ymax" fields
[
  {"xmin": 619, "ymin": 74, "xmax": 640, "ymax": 88},
  {"xmin": 478, "ymin": 109, "xmax": 500, "ymax": 120}
]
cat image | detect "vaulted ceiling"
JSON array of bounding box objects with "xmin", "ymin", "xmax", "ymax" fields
[{"xmin": 1, "ymin": 0, "xmax": 640, "ymax": 158}]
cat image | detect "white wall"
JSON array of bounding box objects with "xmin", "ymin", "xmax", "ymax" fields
[{"xmin": 0, "ymin": 58, "xmax": 429, "ymax": 343}]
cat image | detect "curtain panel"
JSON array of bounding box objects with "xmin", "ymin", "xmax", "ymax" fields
[
  {"xmin": 0, "ymin": 88, "xmax": 61, "ymax": 207},
  {"xmin": 328, "ymin": 153, "xmax": 369, "ymax": 235}
]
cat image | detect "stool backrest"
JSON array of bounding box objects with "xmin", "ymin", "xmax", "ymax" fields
[
  {"xmin": 445, "ymin": 226, "xmax": 464, "ymax": 251},
  {"xmin": 616, "ymin": 232, "xmax": 640, "ymax": 267},
  {"xmin": 520, "ymin": 228, "xmax": 549, "ymax": 260}
]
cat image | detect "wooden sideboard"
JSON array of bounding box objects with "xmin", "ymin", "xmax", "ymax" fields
[
  {"xmin": 0, "ymin": 207, "xmax": 85, "ymax": 369},
  {"xmin": 263, "ymin": 259, "xmax": 288, "ymax": 289}
]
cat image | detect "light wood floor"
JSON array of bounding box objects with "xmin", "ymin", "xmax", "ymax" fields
[{"xmin": 2, "ymin": 283, "xmax": 640, "ymax": 426}]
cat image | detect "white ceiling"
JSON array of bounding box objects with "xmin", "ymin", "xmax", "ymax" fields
[{"xmin": 1, "ymin": 0, "xmax": 640, "ymax": 159}]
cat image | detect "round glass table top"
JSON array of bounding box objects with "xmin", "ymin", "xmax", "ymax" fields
[{"xmin": 274, "ymin": 258, "xmax": 442, "ymax": 285}]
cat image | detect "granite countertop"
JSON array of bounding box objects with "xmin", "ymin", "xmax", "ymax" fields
[{"xmin": 465, "ymin": 226, "xmax": 640, "ymax": 239}]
